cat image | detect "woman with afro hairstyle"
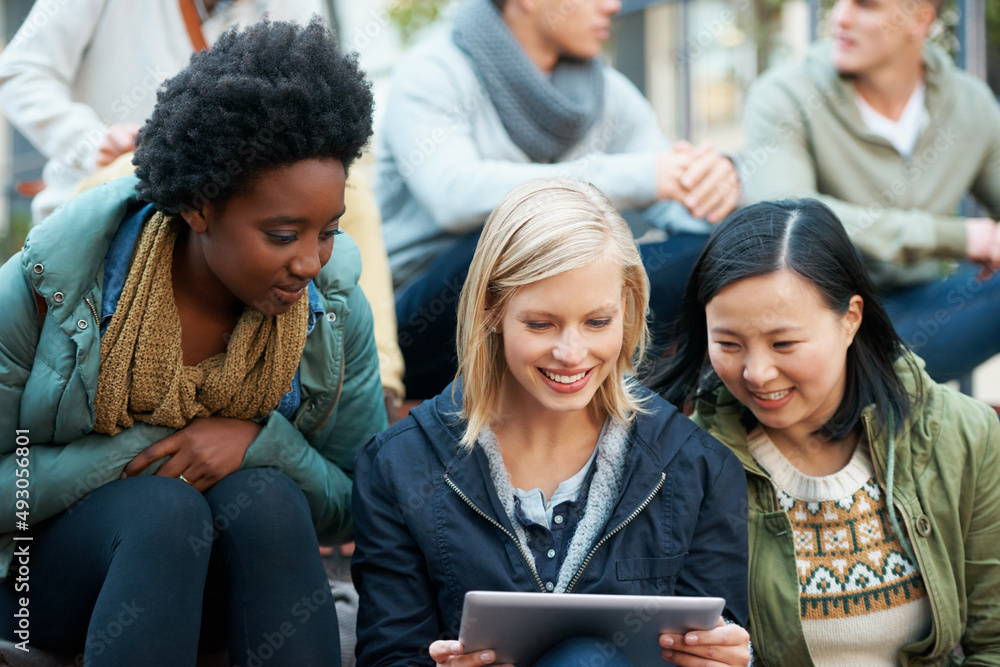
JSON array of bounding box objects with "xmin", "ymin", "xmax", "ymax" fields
[{"xmin": 0, "ymin": 18, "xmax": 385, "ymax": 666}]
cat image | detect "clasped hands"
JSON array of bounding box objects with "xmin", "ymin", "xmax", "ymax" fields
[
  {"xmin": 656, "ymin": 141, "xmax": 741, "ymax": 224},
  {"xmin": 120, "ymin": 416, "xmax": 262, "ymax": 492},
  {"xmin": 429, "ymin": 617, "xmax": 751, "ymax": 666}
]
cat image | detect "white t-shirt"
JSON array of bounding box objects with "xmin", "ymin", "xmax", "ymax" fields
[{"xmin": 855, "ymin": 82, "xmax": 929, "ymax": 158}]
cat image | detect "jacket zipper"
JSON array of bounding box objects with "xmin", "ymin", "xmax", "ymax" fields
[
  {"xmin": 444, "ymin": 474, "xmax": 546, "ymax": 593},
  {"xmin": 565, "ymin": 472, "xmax": 666, "ymax": 593},
  {"xmin": 84, "ymin": 297, "xmax": 99, "ymax": 326},
  {"xmin": 743, "ymin": 462, "xmax": 791, "ymax": 661},
  {"xmin": 306, "ymin": 318, "xmax": 345, "ymax": 435},
  {"xmin": 864, "ymin": 414, "xmax": 941, "ymax": 655}
]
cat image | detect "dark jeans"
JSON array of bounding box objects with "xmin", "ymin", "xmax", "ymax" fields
[
  {"xmin": 881, "ymin": 262, "xmax": 1000, "ymax": 382},
  {"xmin": 396, "ymin": 232, "xmax": 708, "ymax": 398},
  {"xmin": 0, "ymin": 471, "xmax": 339, "ymax": 666},
  {"xmin": 534, "ymin": 637, "xmax": 633, "ymax": 667}
]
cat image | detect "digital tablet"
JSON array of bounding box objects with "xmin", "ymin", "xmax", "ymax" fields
[{"xmin": 458, "ymin": 590, "xmax": 725, "ymax": 666}]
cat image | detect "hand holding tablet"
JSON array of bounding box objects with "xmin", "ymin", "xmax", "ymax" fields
[
  {"xmin": 429, "ymin": 641, "xmax": 511, "ymax": 667},
  {"xmin": 453, "ymin": 591, "xmax": 738, "ymax": 665},
  {"xmin": 659, "ymin": 617, "xmax": 751, "ymax": 667}
]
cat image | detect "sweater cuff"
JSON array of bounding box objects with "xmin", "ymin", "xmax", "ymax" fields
[
  {"xmin": 581, "ymin": 150, "xmax": 659, "ymax": 210},
  {"xmin": 241, "ymin": 410, "xmax": 303, "ymax": 473},
  {"xmin": 934, "ymin": 216, "xmax": 968, "ymax": 258}
]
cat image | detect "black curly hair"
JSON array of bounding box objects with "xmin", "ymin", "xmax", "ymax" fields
[{"xmin": 134, "ymin": 18, "xmax": 373, "ymax": 213}]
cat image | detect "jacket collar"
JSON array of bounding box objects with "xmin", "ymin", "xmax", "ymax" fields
[
  {"xmin": 21, "ymin": 175, "xmax": 142, "ymax": 324},
  {"xmin": 410, "ymin": 381, "xmax": 691, "ymax": 534},
  {"xmin": 695, "ymin": 352, "xmax": 937, "ymax": 489}
]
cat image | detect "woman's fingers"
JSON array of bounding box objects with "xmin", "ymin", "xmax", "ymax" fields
[
  {"xmin": 122, "ymin": 432, "xmax": 181, "ymax": 477},
  {"xmin": 659, "ymin": 619, "xmax": 750, "ymax": 667},
  {"xmin": 428, "ymin": 640, "xmax": 498, "ymax": 666},
  {"xmin": 662, "ymin": 648, "xmax": 733, "ymax": 666},
  {"xmin": 661, "ymin": 643, "xmax": 751, "ymax": 667}
]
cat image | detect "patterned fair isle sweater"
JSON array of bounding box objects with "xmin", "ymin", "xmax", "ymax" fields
[{"xmin": 748, "ymin": 428, "xmax": 932, "ymax": 666}]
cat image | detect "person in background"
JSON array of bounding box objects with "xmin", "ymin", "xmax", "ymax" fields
[
  {"xmin": 0, "ymin": 0, "xmax": 324, "ymax": 224},
  {"xmin": 742, "ymin": 0, "xmax": 1000, "ymax": 382},
  {"xmin": 353, "ymin": 178, "xmax": 751, "ymax": 666},
  {"xmin": 0, "ymin": 20, "xmax": 385, "ymax": 665},
  {"xmin": 378, "ymin": 0, "xmax": 742, "ymax": 397},
  {"xmin": 658, "ymin": 199, "xmax": 1000, "ymax": 664}
]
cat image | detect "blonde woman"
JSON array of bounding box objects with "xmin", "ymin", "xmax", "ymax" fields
[{"xmin": 352, "ymin": 179, "xmax": 751, "ymax": 666}]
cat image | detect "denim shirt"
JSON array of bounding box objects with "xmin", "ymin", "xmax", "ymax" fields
[
  {"xmin": 512, "ymin": 449, "xmax": 599, "ymax": 591},
  {"xmin": 99, "ymin": 203, "xmax": 323, "ymax": 419}
]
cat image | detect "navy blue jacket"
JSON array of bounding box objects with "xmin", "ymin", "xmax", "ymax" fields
[{"xmin": 351, "ymin": 385, "xmax": 749, "ymax": 665}]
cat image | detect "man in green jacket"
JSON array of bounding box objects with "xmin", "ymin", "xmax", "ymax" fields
[{"xmin": 743, "ymin": 0, "xmax": 1000, "ymax": 382}]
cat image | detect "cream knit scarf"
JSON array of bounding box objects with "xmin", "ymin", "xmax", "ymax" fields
[{"xmin": 93, "ymin": 212, "xmax": 308, "ymax": 436}]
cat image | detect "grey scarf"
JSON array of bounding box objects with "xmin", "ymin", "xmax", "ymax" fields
[
  {"xmin": 452, "ymin": 0, "xmax": 605, "ymax": 163},
  {"xmin": 477, "ymin": 418, "xmax": 630, "ymax": 593}
]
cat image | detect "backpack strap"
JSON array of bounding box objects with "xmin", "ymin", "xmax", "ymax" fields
[{"xmin": 179, "ymin": 0, "xmax": 209, "ymax": 53}]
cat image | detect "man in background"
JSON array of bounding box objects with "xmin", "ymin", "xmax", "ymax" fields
[
  {"xmin": 378, "ymin": 0, "xmax": 742, "ymax": 396},
  {"xmin": 0, "ymin": 0, "xmax": 323, "ymax": 224},
  {"xmin": 744, "ymin": 0, "xmax": 1000, "ymax": 382}
]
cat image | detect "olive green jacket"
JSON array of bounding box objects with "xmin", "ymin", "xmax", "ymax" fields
[
  {"xmin": 692, "ymin": 356, "xmax": 1000, "ymax": 665},
  {"xmin": 0, "ymin": 176, "xmax": 387, "ymax": 579}
]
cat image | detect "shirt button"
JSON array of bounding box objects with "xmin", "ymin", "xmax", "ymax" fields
[
  {"xmin": 32, "ymin": 263, "xmax": 44, "ymax": 274},
  {"xmin": 53, "ymin": 291, "xmax": 65, "ymax": 303},
  {"xmin": 545, "ymin": 582, "xmax": 554, "ymax": 592},
  {"xmin": 326, "ymin": 312, "xmax": 336, "ymax": 323},
  {"xmin": 547, "ymin": 549, "xmax": 556, "ymax": 559},
  {"xmin": 77, "ymin": 319, "xmax": 88, "ymax": 330},
  {"xmin": 553, "ymin": 515, "xmax": 564, "ymax": 524}
]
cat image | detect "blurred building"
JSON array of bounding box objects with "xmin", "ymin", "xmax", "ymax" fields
[{"xmin": 1, "ymin": 0, "xmax": 42, "ymax": 237}]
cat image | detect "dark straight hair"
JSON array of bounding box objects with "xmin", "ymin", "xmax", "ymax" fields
[{"xmin": 655, "ymin": 199, "xmax": 916, "ymax": 441}]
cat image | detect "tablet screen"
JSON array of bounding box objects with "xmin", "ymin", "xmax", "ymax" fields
[{"xmin": 458, "ymin": 591, "xmax": 725, "ymax": 665}]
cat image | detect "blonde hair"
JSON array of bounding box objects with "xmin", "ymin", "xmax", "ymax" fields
[{"xmin": 455, "ymin": 178, "xmax": 650, "ymax": 450}]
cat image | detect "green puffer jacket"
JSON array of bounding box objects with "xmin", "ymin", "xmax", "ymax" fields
[
  {"xmin": 0, "ymin": 176, "xmax": 387, "ymax": 580},
  {"xmin": 692, "ymin": 354, "xmax": 1000, "ymax": 665}
]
